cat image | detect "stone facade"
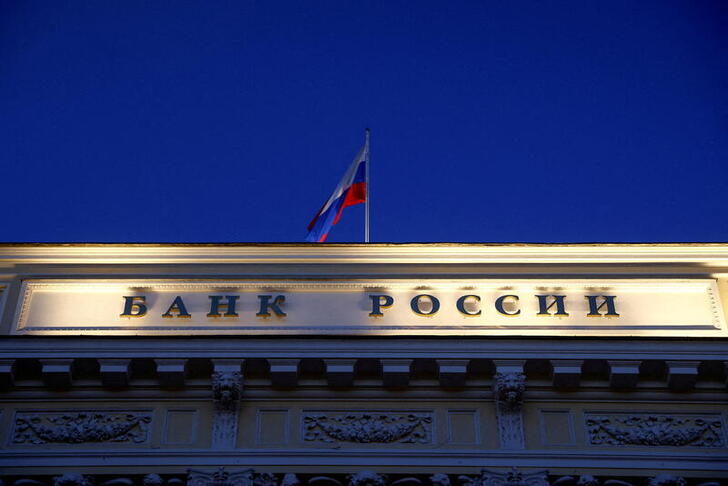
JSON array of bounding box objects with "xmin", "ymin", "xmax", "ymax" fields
[{"xmin": 0, "ymin": 244, "xmax": 726, "ymax": 482}]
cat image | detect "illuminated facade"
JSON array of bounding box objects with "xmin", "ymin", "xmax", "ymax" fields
[{"xmin": 0, "ymin": 244, "xmax": 727, "ymax": 485}]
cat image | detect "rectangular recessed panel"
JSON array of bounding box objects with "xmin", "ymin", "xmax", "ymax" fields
[
  {"xmin": 585, "ymin": 412, "xmax": 726, "ymax": 448},
  {"xmin": 11, "ymin": 279, "xmax": 727, "ymax": 337},
  {"xmin": 163, "ymin": 409, "xmax": 198, "ymax": 445},
  {"xmin": 11, "ymin": 410, "xmax": 152, "ymax": 446},
  {"xmin": 447, "ymin": 410, "xmax": 480, "ymax": 445},
  {"xmin": 540, "ymin": 410, "xmax": 576, "ymax": 446},
  {"xmin": 256, "ymin": 409, "xmax": 289, "ymax": 445},
  {"xmin": 302, "ymin": 410, "xmax": 433, "ymax": 445}
]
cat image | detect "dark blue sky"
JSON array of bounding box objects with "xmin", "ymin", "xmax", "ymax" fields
[{"xmin": 2, "ymin": 1, "xmax": 727, "ymax": 243}]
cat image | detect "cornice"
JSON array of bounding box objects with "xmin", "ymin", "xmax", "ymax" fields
[{"xmin": 1, "ymin": 243, "xmax": 728, "ymax": 265}]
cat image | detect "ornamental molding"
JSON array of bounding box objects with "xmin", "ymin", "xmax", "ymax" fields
[
  {"xmin": 303, "ymin": 412, "xmax": 432, "ymax": 444},
  {"xmin": 3, "ymin": 243, "xmax": 728, "ymax": 265},
  {"xmin": 346, "ymin": 472, "xmax": 387, "ymax": 486},
  {"xmin": 186, "ymin": 469, "xmax": 298, "ymax": 486},
  {"xmin": 459, "ymin": 468, "xmax": 549, "ymax": 486},
  {"xmin": 0, "ymin": 472, "xmax": 723, "ymax": 486},
  {"xmin": 187, "ymin": 468, "xmax": 254, "ymax": 486},
  {"xmin": 53, "ymin": 475, "xmax": 93, "ymax": 486},
  {"xmin": 12, "ymin": 411, "xmax": 151, "ymax": 445},
  {"xmin": 585, "ymin": 413, "xmax": 725, "ymax": 447}
]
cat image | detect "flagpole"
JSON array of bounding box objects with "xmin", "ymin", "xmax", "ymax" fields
[{"xmin": 365, "ymin": 128, "xmax": 370, "ymax": 243}]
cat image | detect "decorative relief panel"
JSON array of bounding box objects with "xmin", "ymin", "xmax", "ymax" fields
[
  {"xmin": 585, "ymin": 413, "xmax": 725, "ymax": 448},
  {"xmin": 303, "ymin": 412, "xmax": 433, "ymax": 444},
  {"xmin": 12, "ymin": 411, "xmax": 152, "ymax": 445}
]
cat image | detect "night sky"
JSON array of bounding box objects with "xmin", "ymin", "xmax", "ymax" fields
[{"xmin": 2, "ymin": 1, "xmax": 727, "ymax": 243}]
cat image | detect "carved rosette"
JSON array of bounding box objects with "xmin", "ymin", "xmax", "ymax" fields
[
  {"xmin": 430, "ymin": 475, "xmax": 452, "ymax": 486},
  {"xmin": 12, "ymin": 411, "xmax": 151, "ymax": 445},
  {"xmin": 346, "ymin": 472, "xmax": 386, "ymax": 486},
  {"xmin": 647, "ymin": 476, "xmax": 687, "ymax": 486},
  {"xmin": 212, "ymin": 371, "xmax": 243, "ymax": 412},
  {"xmin": 586, "ymin": 414, "xmax": 725, "ymax": 447},
  {"xmin": 303, "ymin": 413, "xmax": 432, "ymax": 444},
  {"xmin": 459, "ymin": 468, "xmax": 548, "ymax": 486},
  {"xmin": 54, "ymin": 475, "xmax": 94, "ymax": 486},
  {"xmin": 188, "ymin": 468, "xmax": 255, "ymax": 486}
]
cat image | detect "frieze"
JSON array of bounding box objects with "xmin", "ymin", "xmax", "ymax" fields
[
  {"xmin": 0, "ymin": 471, "xmax": 725, "ymax": 486},
  {"xmin": 303, "ymin": 412, "xmax": 432, "ymax": 444},
  {"xmin": 585, "ymin": 413, "xmax": 725, "ymax": 447},
  {"xmin": 12, "ymin": 411, "xmax": 152, "ymax": 445}
]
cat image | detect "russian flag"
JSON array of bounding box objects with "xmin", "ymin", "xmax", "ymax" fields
[{"xmin": 306, "ymin": 145, "xmax": 367, "ymax": 242}]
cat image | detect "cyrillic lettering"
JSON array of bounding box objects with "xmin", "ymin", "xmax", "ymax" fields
[
  {"xmin": 495, "ymin": 295, "xmax": 520, "ymax": 316},
  {"xmin": 162, "ymin": 296, "xmax": 191, "ymax": 318},
  {"xmin": 120, "ymin": 296, "xmax": 147, "ymax": 317},
  {"xmin": 456, "ymin": 295, "xmax": 481, "ymax": 316},
  {"xmin": 536, "ymin": 295, "xmax": 569, "ymax": 316},
  {"xmin": 410, "ymin": 294, "xmax": 440, "ymax": 316},
  {"xmin": 586, "ymin": 295, "xmax": 619, "ymax": 316},
  {"xmin": 207, "ymin": 295, "xmax": 240, "ymax": 317},
  {"xmin": 257, "ymin": 295, "xmax": 287, "ymax": 317},
  {"xmin": 369, "ymin": 294, "xmax": 394, "ymax": 316}
]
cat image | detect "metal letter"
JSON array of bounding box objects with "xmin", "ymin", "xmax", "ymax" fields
[
  {"xmin": 257, "ymin": 295, "xmax": 287, "ymax": 317},
  {"xmin": 120, "ymin": 296, "xmax": 147, "ymax": 317},
  {"xmin": 410, "ymin": 294, "xmax": 440, "ymax": 316},
  {"xmin": 207, "ymin": 295, "xmax": 240, "ymax": 317},
  {"xmin": 369, "ymin": 294, "xmax": 394, "ymax": 316},
  {"xmin": 586, "ymin": 295, "xmax": 619, "ymax": 316},
  {"xmin": 161, "ymin": 296, "xmax": 191, "ymax": 318},
  {"xmin": 495, "ymin": 295, "xmax": 520, "ymax": 316},
  {"xmin": 535, "ymin": 295, "xmax": 569, "ymax": 316},
  {"xmin": 456, "ymin": 295, "xmax": 481, "ymax": 316}
]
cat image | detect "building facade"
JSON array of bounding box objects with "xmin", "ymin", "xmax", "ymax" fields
[{"xmin": 0, "ymin": 244, "xmax": 726, "ymax": 485}]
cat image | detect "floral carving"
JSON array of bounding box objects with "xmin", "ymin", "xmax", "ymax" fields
[
  {"xmin": 142, "ymin": 475, "xmax": 164, "ymax": 486},
  {"xmin": 430, "ymin": 475, "xmax": 451, "ymax": 486},
  {"xmin": 586, "ymin": 414, "xmax": 724, "ymax": 447},
  {"xmin": 303, "ymin": 413, "xmax": 432, "ymax": 444},
  {"xmin": 459, "ymin": 468, "xmax": 548, "ymax": 486},
  {"xmin": 13, "ymin": 412, "xmax": 151, "ymax": 444},
  {"xmin": 347, "ymin": 472, "xmax": 386, "ymax": 486},
  {"xmin": 187, "ymin": 468, "xmax": 255, "ymax": 486},
  {"xmin": 647, "ymin": 476, "xmax": 686, "ymax": 486},
  {"xmin": 54, "ymin": 475, "xmax": 93, "ymax": 486}
]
